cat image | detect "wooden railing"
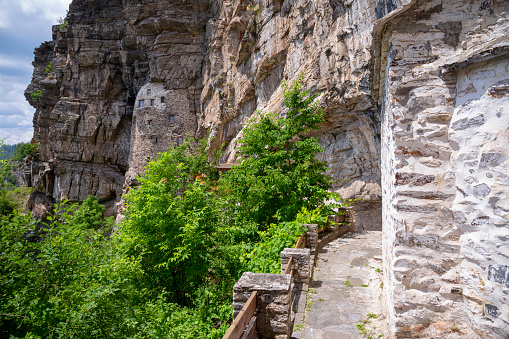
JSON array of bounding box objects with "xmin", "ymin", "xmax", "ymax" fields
[
  {"xmin": 222, "ymin": 291, "xmax": 257, "ymax": 339},
  {"xmin": 222, "ymin": 234, "xmax": 307, "ymax": 339}
]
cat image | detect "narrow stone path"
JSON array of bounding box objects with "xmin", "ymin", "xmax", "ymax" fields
[{"xmin": 292, "ymin": 231, "xmax": 387, "ymax": 339}]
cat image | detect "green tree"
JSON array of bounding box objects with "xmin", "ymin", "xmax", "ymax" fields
[
  {"xmin": 11, "ymin": 142, "xmax": 30, "ymax": 162},
  {"xmin": 220, "ymin": 75, "xmax": 336, "ymax": 226},
  {"xmin": 0, "ymin": 141, "xmax": 15, "ymax": 217}
]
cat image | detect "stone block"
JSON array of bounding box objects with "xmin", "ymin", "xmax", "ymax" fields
[
  {"xmin": 280, "ymin": 248, "xmax": 311, "ymax": 284},
  {"xmin": 233, "ymin": 272, "xmax": 291, "ymax": 337},
  {"xmin": 304, "ymin": 224, "xmax": 318, "ymax": 250}
]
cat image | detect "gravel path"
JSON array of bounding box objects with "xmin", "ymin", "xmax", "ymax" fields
[{"xmin": 292, "ymin": 231, "xmax": 387, "ymax": 339}]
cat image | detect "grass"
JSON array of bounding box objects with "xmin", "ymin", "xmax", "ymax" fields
[
  {"xmin": 305, "ymin": 299, "xmax": 314, "ymax": 312},
  {"xmin": 356, "ymin": 313, "xmax": 382, "ymax": 339}
]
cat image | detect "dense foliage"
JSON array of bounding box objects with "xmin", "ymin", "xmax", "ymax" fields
[
  {"xmin": 0, "ymin": 78, "xmax": 344, "ymax": 338},
  {"xmin": 222, "ymin": 76, "xmax": 335, "ymax": 226},
  {"xmin": 0, "ymin": 142, "xmax": 34, "ymax": 219},
  {"xmin": 0, "ymin": 142, "xmax": 35, "ymax": 161}
]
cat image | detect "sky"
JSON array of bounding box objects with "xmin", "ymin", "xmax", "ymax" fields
[{"xmin": 0, "ymin": 0, "xmax": 72, "ymax": 145}]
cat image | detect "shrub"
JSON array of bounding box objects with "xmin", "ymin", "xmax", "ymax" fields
[
  {"xmin": 220, "ymin": 74, "xmax": 339, "ymax": 227},
  {"xmin": 45, "ymin": 61, "xmax": 53, "ymax": 75},
  {"xmin": 30, "ymin": 90, "xmax": 41, "ymax": 101}
]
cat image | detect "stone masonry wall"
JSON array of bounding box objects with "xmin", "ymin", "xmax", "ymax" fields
[
  {"xmin": 377, "ymin": 0, "xmax": 509, "ymax": 336},
  {"xmin": 450, "ymin": 56, "xmax": 509, "ymax": 337},
  {"xmin": 126, "ymin": 83, "xmax": 197, "ymax": 179}
]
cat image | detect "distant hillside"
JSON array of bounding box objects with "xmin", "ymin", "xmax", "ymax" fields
[{"xmin": 0, "ymin": 142, "xmax": 29, "ymax": 161}]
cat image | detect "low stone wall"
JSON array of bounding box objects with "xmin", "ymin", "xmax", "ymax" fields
[
  {"xmin": 233, "ymin": 273, "xmax": 292, "ymax": 339},
  {"xmin": 231, "ymin": 218, "xmax": 350, "ymax": 338}
]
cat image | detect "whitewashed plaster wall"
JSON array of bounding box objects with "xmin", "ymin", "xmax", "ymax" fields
[
  {"xmin": 449, "ymin": 56, "xmax": 509, "ymax": 337},
  {"xmin": 377, "ymin": 0, "xmax": 509, "ymax": 336}
]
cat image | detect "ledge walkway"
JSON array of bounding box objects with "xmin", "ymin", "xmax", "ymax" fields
[{"xmin": 292, "ymin": 231, "xmax": 387, "ymax": 339}]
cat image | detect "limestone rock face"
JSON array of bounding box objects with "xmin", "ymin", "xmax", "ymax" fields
[
  {"xmin": 25, "ymin": 0, "xmax": 211, "ymax": 215},
  {"xmin": 26, "ymin": 0, "xmax": 382, "ymax": 220}
]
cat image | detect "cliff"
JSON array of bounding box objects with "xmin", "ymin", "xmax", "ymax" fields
[
  {"xmin": 24, "ymin": 0, "xmax": 382, "ymax": 223},
  {"xmin": 24, "ymin": 0, "xmax": 509, "ymax": 337}
]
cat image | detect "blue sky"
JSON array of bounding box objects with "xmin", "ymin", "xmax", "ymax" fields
[{"xmin": 0, "ymin": 0, "xmax": 72, "ymax": 145}]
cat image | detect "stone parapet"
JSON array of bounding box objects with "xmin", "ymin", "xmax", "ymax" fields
[
  {"xmin": 280, "ymin": 248, "xmax": 311, "ymax": 285},
  {"xmin": 304, "ymin": 224, "xmax": 318, "ymax": 252},
  {"xmin": 233, "ymin": 272, "xmax": 292, "ymax": 338}
]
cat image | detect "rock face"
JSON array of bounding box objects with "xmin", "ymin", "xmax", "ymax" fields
[{"xmin": 25, "ymin": 0, "xmax": 508, "ymax": 336}]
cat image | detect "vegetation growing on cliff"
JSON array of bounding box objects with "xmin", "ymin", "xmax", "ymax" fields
[{"xmin": 0, "ymin": 78, "xmax": 343, "ymax": 338}]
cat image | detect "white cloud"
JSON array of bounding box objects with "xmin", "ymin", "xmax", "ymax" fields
[
  {"xmin": 0, "ymin": 0, "xmax": 71, "ymax": 145},
  {"xmin": 0, "ymin": 54, "xmax": 33, "ymax": 71},
  {"xmin": 0, "ymin": 128, "xmax": 33, "ymax": 144},
  {"xmin": 0, "ymin": 73, "xmax": 34, "ymax": 144},
  {"xmin": 17, "ymin": 0, "xmax": 71, "ymax": 22}
]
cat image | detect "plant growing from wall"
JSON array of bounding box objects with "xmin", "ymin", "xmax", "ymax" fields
[
  {"xmin": 247, "ymin": 2, "xmax": 260, "ymax": 18},
  {"xmin": 30, "ymin": 89, "xmax": 41, "ymax": 101},
  {"xmin": 45, "ymin": 61, "xmax": 53, "ymax": 75}
]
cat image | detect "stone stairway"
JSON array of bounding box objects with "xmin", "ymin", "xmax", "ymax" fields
[{"xmin": 292, "ymin": 231, "xmax": 387, "ymax": 339}]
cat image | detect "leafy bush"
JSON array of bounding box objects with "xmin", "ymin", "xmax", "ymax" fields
[
  {"xmin": 30, "ymin": 90, "xmax": 41, "ymax": 101},
  {"xmin": 246, "ymin": 208, "xmax": 328, "ymax": 273},
  {"xmin": 0, "ymin": 77, "xmax": 346, "ymax": 338},
  {"xmin": 220, "ymin": 74, "xmax": 338, "ymax": 227},
  {"xmin": 45, "ymin": 62, "xmax": 53, "ymax": 75}
]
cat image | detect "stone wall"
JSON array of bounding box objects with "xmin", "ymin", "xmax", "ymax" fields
[
  {"xmin": 377, "ymin": 0, "xmax": 509, "ymax": 336},
  {"xmin": 126, "ymin": 83, "xmax": 197, "ymax": 178},
  {"xmin": 450, "ymin": 56, "xmax": 509, "ymax": 337}
]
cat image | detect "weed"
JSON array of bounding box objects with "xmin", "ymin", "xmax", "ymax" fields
[
  {"xmin": 450, "ymin": 324, "xmax": 461, "ymax": 333},
  {"xmin": 309, "ymin": 288, "xmax": 317, "ymax": 294},
  {"xmin": 59, "ymin": 20, "xmax": 68, "ymax": 31},
  {"xmin": 361, "ymin": 284, "xmax": 369, "ymax": 287},
  {"xmin": 318, "ymin": 298, "xmax": 325, "ymax": 301},
  {"xmin": 305, "ymin": 299, "xmax": 314, "ymax": 312},
  {"xmin": 45, "ymin": 61, "xmax": 53, "ymax": 74},
  {"xmin": 30, "ymin": 90, "xmax": 41, "ymax": 101},
  {"xmin": 356, "ymin": 313, "xmax": 380, "ymax": 339},
  {"xmin": 294, "ymin": 323, "xmax": 304, "ymax": 331},
  {"xmin": 96, "ymin": 11, "xmax": 103, "ymax": 23},
  {"xmin": 375, "ymin": 267, "xmax": 381, "ymax": 273},
  {"xmin": 247, "ymin": 3, "xmax": 260, "ymax": 17},
  {"xmin": 345, "ymin": 280, "xmax": 353, "ymax": 287}
]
